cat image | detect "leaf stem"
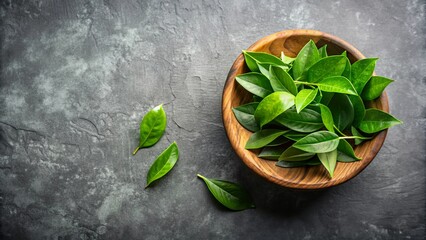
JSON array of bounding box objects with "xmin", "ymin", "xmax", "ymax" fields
[
  {"xmin": 333, "ymin": 125, "xmax": 347, "ymax": 137},
  {"xmin": 294, "ymin": 80, "xmax": 317, "ymax": 86},
  {"xmin": 197, "ymin": 174, "xmax": 205, "ymax": 179},
  {"xmin": 339, "ymin": 136, "xmax": 372, "ymax": 140},
  {"xmin": 132, "ymin": 147, "xmax": 140, "ymax": 155}
]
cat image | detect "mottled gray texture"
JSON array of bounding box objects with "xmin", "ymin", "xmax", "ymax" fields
[{"xmin": 0, "ymin": 0, "xmax": 425, "ymax": 239}]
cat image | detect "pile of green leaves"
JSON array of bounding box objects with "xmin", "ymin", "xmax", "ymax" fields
[
  {"xmin": 233, "ymin": 40, "xmax": 401, "ymax": 178},
  {"xmin": 134, "ymin": 105, "xmax": 255, "ymax": 210}
]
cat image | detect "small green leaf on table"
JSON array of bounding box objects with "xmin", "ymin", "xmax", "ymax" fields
[
  {"xmin": 133, "ymin": 104, "xmax": 167, "ymax": 155},
  {"xmin": 197, "ymin": 174, "xmax": 255, "ymax": 211},
  {"xmin": 146, "ymin": 142, "xmax": 179, "ymax": 188}
]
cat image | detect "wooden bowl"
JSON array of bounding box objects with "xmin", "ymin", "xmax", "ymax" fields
[{"xmin": 222, "ymin": 29, "xmax": 389, "ymax": 189}]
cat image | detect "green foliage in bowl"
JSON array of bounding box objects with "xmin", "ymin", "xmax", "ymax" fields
[{"xmin": 233, "ymin": 40, "xmax": 401, "ymax": 178}]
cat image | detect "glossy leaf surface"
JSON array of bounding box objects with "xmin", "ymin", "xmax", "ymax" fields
[
  {"xmin": 351, "ymin": 126, "xmax": 367, "ymax": 145},
  {"xmin": 258, "ymin": 146, "xmax": 286, "ymax": 160},
  {"xmin": 348, "ymin": 94, "xmax": 365, "ymax": 127},
  {"xmin": 361, "ymin": 76, "xmax": 393, "ymax": 100},
  {"xmin": 270, "ymin": 65, "xmax": 298, "ymax": 95},
  {"xmin": 133, "ymin": 104, "xmax": 167, "ymax": 155},
  {"xmin": 342, "ymin": 55, "xmax": 351, "ymax": 79},
  {"xmin": 146, "ymin": 142, "xmax": 179, "ymax": 188},
  {"xmin": 235, "ymin": 72, "xmax": 273, "ymax": 98},
  {"xmin": 337, "ymin": 139, "xmax": 360, "ymax": 162},
  {"xmin": 318, "ymin": 104, "xmax": 334, "ymax": 132},
  {"xmin": 358, "ymin": 109, "xmax": 402, "ymax": 133},
  {"xmin": 307, "ymin": 56, "xmax": 347, "ymax": 82},
  {"xmin": 278, "ymin": 146, "xmax": 316, "ymax": 161},
  {"xmin": 293, "ymin": 40, "xmax": 320, "ymax": 79},
  {"xmin": 232, "ymin": 102, "xmax": 259, "ymax": 132},
  {"xmin": 254, "ymin": 91, "xmax": 295, "ymax": 128},
  {"xmin": 283, "ymin": 131, "xmax": 308, "ymax": 141},
  {"xmin": 318, "ymin": 149, "xmax": 337, "ymax": 178},
  {"xmin": 314, "ymin": 76, "xmax": 357, "ymax": 95},
  {"xmin": 275, "ymin": 107, "xmax": 323, "ymax": 133},
  {"xmin": 243, "ymin": 51, "xmax": 287, "ymax": 72},
  {"xmin": 265, "ymin": 136, "xmax": 289, "ymax": 147},
  {"xmin": 198, "ymin": 174, "xmax": 255, "ymax": 211},
  {"xmin": 328, "ymin": 94, "xmax": 354, "ymax": 131},
  {"xmin": 351, "ymin": 58, "xmax": 378, "ymax": 93},
  {"xmin": 295, "ymin": 89, "xmax": 318, "ymax": 113},
  {"xmin": 318, "ymin": 45, "xmax": 328, "ymax": 58},
  {"xmin": 293, "ymin": 131, "xmax": 340, "ymax": 153},
  {"xmin": 281, "ymin": 51, "xmax": 296, "ymax": 64},
  {"xmin": 276, "ymin": 158, "xmax": 321, "ymax": 168},
  {"xmin": 245, "ymin": 129, "xmax": 288, "ymax": 149}
]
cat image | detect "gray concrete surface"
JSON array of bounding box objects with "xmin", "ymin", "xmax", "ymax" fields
[{"xmin": 0, "ymin": 0, "xmax": 425, "ymax": 239}]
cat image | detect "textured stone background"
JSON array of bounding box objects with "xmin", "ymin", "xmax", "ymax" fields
[{"xmin": 0, "ymin": 0, "xmax": 425, "ymax": 239}]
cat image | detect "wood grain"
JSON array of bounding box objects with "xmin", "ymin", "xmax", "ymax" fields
[{"xmin": 222, "ymin": 29, "xmax": 389, "ymax": 189}]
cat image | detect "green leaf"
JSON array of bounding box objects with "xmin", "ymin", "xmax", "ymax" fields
[
  {"xmin": 276, "ymin": 158, "xmax": 321, "ymax": 168},
  {"xmin": 350, "ymin": 58, "xmax": 378, "ymax": 93},
  {"xmin": 232, "ymin": 102, "xmax": 259, "ymax": 132},
  {"xmin": 197, "ymin": 174, "xmax": 255, "ymax": 211},
  {"xmin": 235, "ymin": 72, "xmax": 273, "ymax": 98},
  {"xmin": 348, "ymin": 94, "xmax": 365, "ymax": 127},
  {"xmin": 257, "ymin": 63, "xmax": 272, "ymax": 79},
  {"xmin": 293, "ymin": 131, "xmax": 340, "ymax": 153},
  {"xmin": 258, "ymin": 146, "xmax": 285, "ymax": 160},
  {"xmin": 278, "ymin": 146, "xmax": 316, "ymax": 161},
  {"xmin": 318, "ymin": 149, "xmax": 337, "ymax": 178},
  {"xmin": 320, "ymin": 92, "xmax": 334, "ymax": 105},
  {"xmin": 275, "ymin": 107, "xmax": 323, "ymax": 133},
  {"xmin": 243, "ymin": 51, "xmax": 287, "ymax": 72},
  {"xmin": 293, "ymin": 40, "xmax": 320, "ymax": 79},
  {"xmin": 342, "ymin": 55, "xmax": 351, "ymax": 79},
  {"xmin": 146, "ymin": 142, "xmax": 179, "ymax": 188},
  {"xmin": 337, "ymin": 139, "xmax": 361, "ymax": 162},
  {"xmin": 307, "ymin": 56, "xmax": 347, "ymax": 82},
  {"xmin": 245, "ymin": 129, "xmax": 288, "ymax": 149},
  {"xmin": 314, "ymin": 76, "xmax": 357, "ymax": 95},
  {"xmin": 270, "ymin": 65, "xmax": 298, "ymax": 95},
  {"xmin": 358, "ymin": 109, "xmax": 402, "ymax": 133},
  {"xmin": 254, "ymin": 91, "xmax": 295, "ymax": 128},
  {"xmin": 328, "ymin": 94, "xmax": 354, "ymax": 131},
  {"xmin": 314, "ymin": 90, "xmax": 323, "ymax": 103},
  {"xmin": 318, "ymin": 104, "xmax": 334, "ymax": 132},
  {"xmin": 281, "ymin": 51, "xmax": 296, "ymax": 64},
  {"xmin": 318, "ymin": 45, "xmax": 328, "ymax": 58},
  {"xmin": 361, "ymin": 76, "xmax": 393, "ymax": 100},
  {"xmin": 295, "ymin": 89, "xmax": 318, "ymax": 113},
  {"xmin": 283, "ymin": 131, "xmax": 308, "ymax": 141},
  {"xmin": 351, "ymin": 126, "xmax": 368, "ymax": 145},
  {"xmin": 133, "ymin": 104, "xmax": 167, "ymax": 155},
  {"xmin": 265, "ymin": 136, "xmax": 289, "ymax": 147},
  {"xmin": 253, "ymin": 95, "xmax": 263, "ymax": 102}
]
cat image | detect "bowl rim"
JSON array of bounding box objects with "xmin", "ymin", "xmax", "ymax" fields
[{"xmin": 222, "ymin": 29, "xmax": 389, "ymax": 189}]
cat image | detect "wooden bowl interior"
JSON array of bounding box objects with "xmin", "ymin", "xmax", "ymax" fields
[{"xmin": 222, "ymin": 30, "xmax": 388, "ymax": 189}]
